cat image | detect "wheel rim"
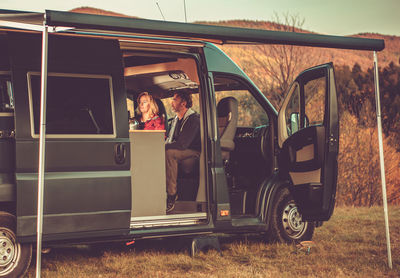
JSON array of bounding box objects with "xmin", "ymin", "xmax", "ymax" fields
[
  {"xmin": 0, "ymin": 227, "xmax": 21, "ymax": 276},
  {"xmin": 281, "ymin": 201, "xmax": 308, "ymax": 239}
]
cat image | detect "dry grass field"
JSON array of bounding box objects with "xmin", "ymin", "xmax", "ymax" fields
[{"xmin": 25, "ymin": 206, "xmax": 400, "ymax": 277}]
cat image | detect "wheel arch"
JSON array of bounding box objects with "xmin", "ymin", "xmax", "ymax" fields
[
  {"xmin": 0, "ymin": 202, "xmax": 16, "ymax": 215},
  {"xmin": 261, "ymin": 180, "xmax": 315, "ymax": 243},
  {"xmin": 0, "ymin": 182, "xmax": 16, "ymax": 214},
  {"xmin": 260, "ymin": 176, "xmax": 290, "ymax": 230}
]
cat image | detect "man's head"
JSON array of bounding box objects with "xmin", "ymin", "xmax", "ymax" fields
[{"xmin": 171, "ymin": 91, "xmax": 192, "ymax": 115}]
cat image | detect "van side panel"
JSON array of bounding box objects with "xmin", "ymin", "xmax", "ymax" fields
[
  {"xmin": 0, "ymin": 36, "xmax": 15, "ymax": 207},
  {"xmin": 203, "ymin": 44, "xmax": 245, "ymax": 77},
  {"xmin": 8, "ymin": 33, "xmax": 131, "ymax": 240},
  {"xmin": 203, "ymin": 43, "xmax": 277, "ymax": 114},
  {"xmin": 0, "ymin": 139, "xmax": 15, "ymax": 202}
]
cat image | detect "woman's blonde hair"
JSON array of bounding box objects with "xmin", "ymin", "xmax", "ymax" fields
[{"xmin": 136, "ymin": 92, "xmax": 159, "ymax": 116}]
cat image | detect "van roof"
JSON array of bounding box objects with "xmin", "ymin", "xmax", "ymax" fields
[{"xmin": 0, "ymin": 9, "xmax": 385, "ymax": 51}]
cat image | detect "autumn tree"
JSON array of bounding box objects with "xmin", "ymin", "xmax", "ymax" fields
[
  {"xmin": 337, "ymin": 107, "xmax": 400, "ymax": 206},
  {"xmin": 337, "ymin": 62, "xmax": 400, "ymax": 151},
  {"xmin": 250, "ymin": 13, "xmax": 322, "ymax": 108},
  {"xmin": 380, "ymin": 62, "xmax": 400, "ymax": 150}
]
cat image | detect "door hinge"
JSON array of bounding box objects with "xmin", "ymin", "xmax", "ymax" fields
[
  {"xmin": 328, "ymin": 134, "xmax": 338, "ymax": 152},
  {"xmin": 328, "ymin": 134, "xmax": 337, "ymax": 146}
]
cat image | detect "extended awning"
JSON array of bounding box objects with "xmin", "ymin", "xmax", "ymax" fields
[
  {"xmin": 0, "ymin": 9, "xmax": 385, "ymax": 51},
  {"xmin": 45, "ymin": 10, "xmax": 384, "ymax": 50}
]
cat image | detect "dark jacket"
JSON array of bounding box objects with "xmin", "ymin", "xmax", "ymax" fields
[{"xmin": 165, "ymin": 109, "xmax": 200, "ymax": 151}]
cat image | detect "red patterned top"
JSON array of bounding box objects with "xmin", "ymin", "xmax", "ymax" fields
[{"xmin": 140, "ymin": 115, "xmax": 165, "ymax": 130}]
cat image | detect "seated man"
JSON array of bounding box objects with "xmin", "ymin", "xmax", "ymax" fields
[{"xmin": 165, "ymin": 91, "xmax": 200, "ymax": 212}]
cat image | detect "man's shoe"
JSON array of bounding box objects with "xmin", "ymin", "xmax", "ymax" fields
[{"xmin": 166, "ymin": 194, "xmax": 178, "ymax": 213}]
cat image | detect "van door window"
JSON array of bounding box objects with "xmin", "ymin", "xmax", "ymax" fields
[
  {"xmin": 284, "ymin": 77, "xmax": 325, "ymax": 138},
  {"xmin": 214, "ymin": 78, "xmax": 268, "ymax": 128},
  {"xmin": 28, "ymin": 72, "xmax": 115, "ymax": 137},
  {"xmin": 304, "ymin": 76, "xmax": 325, "ymax": 126}
]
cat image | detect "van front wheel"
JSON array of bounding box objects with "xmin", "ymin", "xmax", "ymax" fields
[
  {"xmin": 267, "ymin": 188, "xmax": 314, "ymax": 243},
  {"xmin": 0, "ymin": 212, "xmax": 32, "ymax": 278}
]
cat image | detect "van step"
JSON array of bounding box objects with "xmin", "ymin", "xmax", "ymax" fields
[{"xmin": 130, "ymin": 212, "xmax": 207, "ymax": 229}]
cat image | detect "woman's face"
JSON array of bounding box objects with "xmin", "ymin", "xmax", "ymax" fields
[{"xmin": 139, "ymin": 95, "xmax": 151, "ymax": 114}]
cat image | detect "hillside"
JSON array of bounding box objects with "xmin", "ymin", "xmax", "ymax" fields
[{"xmin": 70, "ymin": 7, "xmax": 135, "ymax": 18}]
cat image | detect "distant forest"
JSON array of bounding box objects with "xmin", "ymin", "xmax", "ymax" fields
[{"xmin": 335, "ymin": 62, "xmax": 400, "ymax": 205}]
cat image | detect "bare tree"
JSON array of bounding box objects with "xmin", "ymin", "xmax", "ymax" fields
[{"xmin": 253, "ymin": 13, "xmax": 321, "ymax": 107}]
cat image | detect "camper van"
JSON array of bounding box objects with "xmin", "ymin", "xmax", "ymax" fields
[{"xmin": 0, "ymin": 10, "xmax": 384, "ymax": 277}]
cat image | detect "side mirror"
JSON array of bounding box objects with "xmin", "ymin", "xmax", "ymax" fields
[
  {"xmin": 304, "ymin": 114, "xmax": 309, "ymax": 127},
  {"xmin": 290, "ymin": 112, "xmax": 309, "ymax": 135},
  {"xmin": 290, "ymin": 112, "xmax": 300, "ymax": 135}
]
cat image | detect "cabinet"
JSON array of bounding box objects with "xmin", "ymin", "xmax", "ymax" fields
[{"xmin": 130, "ymin": 130, "xmax": 166, "ymax": 217}]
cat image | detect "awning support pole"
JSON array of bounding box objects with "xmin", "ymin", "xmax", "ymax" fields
[
  {"xmin": 373, "ymin": 51, "xmax": 392, "ymax": 269},
  {"xmin": 35, "ymin": 23, "xmax": 49, "ymax": 278}
]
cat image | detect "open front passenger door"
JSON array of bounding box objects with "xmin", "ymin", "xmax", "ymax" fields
[{"xmin": 278, "ymin": 63, "xmax": 339, "ymax": 221}]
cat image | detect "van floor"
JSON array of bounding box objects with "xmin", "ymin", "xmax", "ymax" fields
[{"xmin": 169, "ymin": 201, "xmax": 207, "ymax": 214}]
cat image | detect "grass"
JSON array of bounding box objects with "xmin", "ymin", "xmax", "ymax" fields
[{"xmin": 25, "ymin": 206, "xmax": 400, "ymax": 277}]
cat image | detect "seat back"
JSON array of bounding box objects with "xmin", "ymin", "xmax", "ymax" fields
[
  {"xmin": 217, "ymin": 97, "xmax": 238, "ymax": 160},
  {"xmin": 154, "ymin": 98, "xmax": 168, "ymax": 132}
]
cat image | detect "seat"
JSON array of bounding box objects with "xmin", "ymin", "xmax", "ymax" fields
[
  {"xmin": 176, "ymin": 97, "xmax": 238, "ymax": 201},
  {"xmin": 217, "ymin": 97, "xmax": 238, "ymax": 160},
  {"xmin": 177, "ymin": 157, "xmax": 200, "ymax": 201},
  {"xmin": 154, "ymin": 98, "xmax": 168, "ymax": 132}
]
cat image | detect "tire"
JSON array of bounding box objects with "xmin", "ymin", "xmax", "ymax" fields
[
  {"xmin": 267, "ymin": 188, "xmax": 315, "ymax": 243},
  {"xmin": 0, "ymin": 212, "xmax": 32, "ymax": 278}
]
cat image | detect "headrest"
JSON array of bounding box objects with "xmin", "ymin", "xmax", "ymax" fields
[{"xmin": 217, "ymin": 97, "xmax": 238, "ymax": 118}]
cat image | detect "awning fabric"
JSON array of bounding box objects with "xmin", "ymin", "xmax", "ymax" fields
[{"xmin": 0, "ymin": 9, "xmax": 385, "ymax": 51}]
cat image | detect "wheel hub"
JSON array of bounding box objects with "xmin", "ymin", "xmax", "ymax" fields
[
  {"xmin": 282, "ymin": 202, "xmax": 307, "ymax": 238},
  {"xmin": 0, "ymin": 236, "xmax": 15, "ymax": 267},
  {"xmin": 0, "ymin": 228, "xmax": 20, "ymax": 274}
]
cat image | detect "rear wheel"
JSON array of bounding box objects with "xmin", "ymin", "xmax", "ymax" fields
[
  {"xmin": 267, "ymin": 188, "xmax": 314, "ymax": 243},
  {"xmin": 0, "ymin": 212, "xmax": 32, "ymax": 278}
]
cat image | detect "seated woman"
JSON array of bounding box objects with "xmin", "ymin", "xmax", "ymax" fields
[{"xmin": 136, "ymin": 92, "xmax": 165, "ymax": 130}]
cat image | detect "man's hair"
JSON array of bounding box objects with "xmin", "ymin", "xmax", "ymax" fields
[{"xmin": 174, "ymin": 91, "xmax": 193, "ymax": 108}]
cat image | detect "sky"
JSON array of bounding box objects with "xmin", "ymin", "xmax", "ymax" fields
[{"xmin": 1, "ymin": 0, "xmax": 399, "ymax": 36}]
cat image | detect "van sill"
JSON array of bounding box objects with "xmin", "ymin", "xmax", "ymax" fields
[{"xmin": 130, "ymin": 213, "xmax": 207, "ymax": 229}]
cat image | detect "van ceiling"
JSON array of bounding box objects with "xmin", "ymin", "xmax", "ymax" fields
[
  {"xmin": 124, "ymin": 56, "xmax": 200, "ymax": 96},
  {"xmin": 124, "ymin": 56, "xmax": 177, "ymax": 68}
]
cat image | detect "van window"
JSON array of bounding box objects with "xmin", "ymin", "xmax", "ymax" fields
[
  {"xmin": 214, "ymin": 76, "xmax": 268, "ymax": 128},
  {"xmin": 28, "ymin": 72, "xmax": 115, "ymax": 136}
]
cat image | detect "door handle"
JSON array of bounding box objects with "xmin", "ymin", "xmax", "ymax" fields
[{"xmin": 114, "ymin": 143, "xmax": 126, "ymax": 164}]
